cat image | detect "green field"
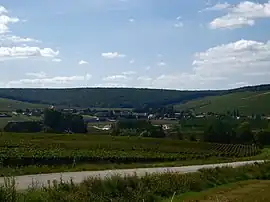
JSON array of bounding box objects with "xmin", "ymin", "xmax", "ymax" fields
[
  {"xmin": 175, "ymin": 91, "xmax": 270, "ymax": 115},
  {"xmin": 0, "ymin": 98, "xmax": 47, "ymax": 112},
  {"xmin": 0, "ymin": 115, "xmax": 41, "ymax": 129},
  {"xmin": 0, "ymin": 133, "xmax": 263, "ymax": 176}
]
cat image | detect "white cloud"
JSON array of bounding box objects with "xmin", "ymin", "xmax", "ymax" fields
[
  {"xmin": 136, "ymin": 76, "xmax": 153, "ymax": 87},
  {"xmin": 200, "ymin": 2, "xmax": 231, "ymax": 12},
  {"xmin": 8, "ymin": 74, "xmax": 91, "ymax": 87},
  {"xmin": 176, "ymin": 16, "xmax": 182, "ymax": 20},
  {"xmin": 0, "ymin": 46, "xmax": 59, "ymax": 59},
  {"xmin": 228, "ymin": 81, "xmax": 249, "ymax": 88},
  {"xmin": 157, "ymin": 61, "xmax": 166, "ymax": 66},
  {"xmin": 210, "ymin": 1, "xmax": 270, "ymax": 29},
  {"xmin": 244, "ymin": 72, "xmax": 270, "ymax": 76},
  {"xmin": 192, "ymin": 39, "xmax": 270, "ymax": 78},
  {"xmin": 145, "ymin": 66, "xmax": 151, "ymax": 70},
  {"xmin": 129, "ymin": 18, "xmax": 135, "ymax": 22},
  {"xmin": 0, "ymin": 5, "xmax": 59, "ymax": 61},
  {"xmin": 0, "ymin": 6, "xmax": 8, "ymax": 15},
  {"xmin": 25, "ymin": 72, "xmax": 47, "ymax": 78},
  {"xmin": 174, "ymin": 22, "xmax": 183, "ymax": 28},
  {"xmin": 102, "ymin": 52, "xmax": 126, "ymax": 59},
  {"xmin": 94, "ymin": 83, "xmax": 127, "ymax": 88},
  {"xmin": 122, "ymin": 71, "xmax": 136, "ymax": 75},
  {"xmin": 129, "ymin": 59, "xmax": 135, "ymax": 64},
  {"xmin": 0, "ymin": 35, "xmax": 41, "ymax": 43},
  {"xmin": 52, "ymin": 58, "xmax": 62, "ymax": 62},
  {"xmin": 85, "ymin": 73, "xmax": 92, "ymax": 80},
  {"xmin": 0, "ymin": 11, "xmax": 20, "ymax": 34},
  {"xmin": 78, "ymin": 60, "xmax": 89, "ymax": 65},
  {"xmin": 103, "ymin": 75, "xmax": 132, "ymax": 82},
  {"xmin": 144, "ymin": 39, "xmax": 270, "ymax": 90}
]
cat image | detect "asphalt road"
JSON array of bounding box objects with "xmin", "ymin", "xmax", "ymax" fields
[{"xmin": 0, "ymin": 160, "xmax": 265, "ymax": 190}]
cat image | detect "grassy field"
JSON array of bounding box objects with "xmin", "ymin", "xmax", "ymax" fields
[
  {"xmin": 0, "ymin": 115, "xmax": 41, "ymax": 129},
  {"xmin": 175, "ymin": 91, "xmax": 270, "ymax": 115},
  {"xmin": 0, "ymin": 132, "xmax": 265, "ymax": 176},
  {"xmin": 0, "ymin": 98, "xmax": 47, "ymax": 112},
  {"xmin": 165, "ymin": 180, "xmax": 270, "ymax": 202},
  {"xmin": 1, "ymin": 161, "xmax": 270, "ymax": 201}
]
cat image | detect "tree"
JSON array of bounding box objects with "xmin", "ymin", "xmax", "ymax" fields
[
  {"xmin": 256, "ymin": 130, "xmax": 270, "ymax": 146},
  {"xmin": 189, "ymin": 134, "xmax": 197, "ymax": 141},
  {"xmin": 43, "ymin": 108, "xmax": 87, "ymax": 133},
  {"xmin": 235, "ymin": 121, "xmax": 254, "ymax": 144},
  {"xmin": 203, "ymin": 120, "xmax": 235, "ymax": 144}
]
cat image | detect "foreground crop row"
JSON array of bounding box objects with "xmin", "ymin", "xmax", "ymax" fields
[{"xmin": 0, "ymin": 133, "xmax": 261, "ymax": 166}]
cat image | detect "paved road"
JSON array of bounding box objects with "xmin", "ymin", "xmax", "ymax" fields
[{"xmin": 0, "ymin": 160, "xmax": 265, "ymax": 190}]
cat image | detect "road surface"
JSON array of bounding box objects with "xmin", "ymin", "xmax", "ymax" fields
[{"xmin": 0, "ymin": 160, "xmax": 265, "ymax": 190}]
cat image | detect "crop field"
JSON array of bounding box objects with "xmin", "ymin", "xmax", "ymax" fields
[{"xmin": 0, "ymin": 133, "xmax": 261, "ymax": 168}]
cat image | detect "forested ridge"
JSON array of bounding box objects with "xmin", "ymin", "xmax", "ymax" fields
[{"xmin": 0, "ymin": 84, "xmax": 269, "ymax": 109}]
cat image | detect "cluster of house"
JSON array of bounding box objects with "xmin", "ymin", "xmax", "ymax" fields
[{"xmin": 2, "ymin": 107, "xmax": 270, "ymax": 124}]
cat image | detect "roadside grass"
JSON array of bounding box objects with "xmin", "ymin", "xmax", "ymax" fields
[
  {"xmin": 1, "ymin": 161, "xmax": 270, "ymax": 201},
  {"xmin": 162, "ymin": 180, "xmax": 270, "ymax": 202}
]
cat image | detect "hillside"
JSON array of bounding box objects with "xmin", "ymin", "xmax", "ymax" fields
[
  {"xmin": 0, "ymin": 98, "xmax": 48, "ymax": 112},
  {"xmin": 0, "ymin": 84, "xmax": 269, "ymax": 109},
  {"xmin": 0, "ymin": 88, "xmax": 221, "ymax": 109},
  {"xmin": 175, "ymin": 91, "xmax": 270, "ymax": 115}
]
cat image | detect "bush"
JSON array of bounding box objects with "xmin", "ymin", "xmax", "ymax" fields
[{"xmin": 4, "ymin": 121, "xmax": 42, "ymax": 133}]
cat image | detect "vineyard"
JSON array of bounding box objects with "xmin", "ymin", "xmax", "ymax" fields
[{"xmin": 0, "ymin": 133, "xmax": 261, "ymax": 167}]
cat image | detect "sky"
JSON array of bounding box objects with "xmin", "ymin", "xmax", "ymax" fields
[{"xmin": 0, "ymin": 0, "xmax": 270, "ymax": 90}]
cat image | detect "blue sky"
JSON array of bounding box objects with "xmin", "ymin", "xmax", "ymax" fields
[{"xmin": 0, "ymin": 0, "xmax": 270, "ymax": 90}]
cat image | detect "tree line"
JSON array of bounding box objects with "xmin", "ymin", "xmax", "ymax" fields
[
  {"xmin": 203, "ymin": 119, "xmax": 270, "ymax": 146},
  {"xmin": 4, "ymin": 109, "xmax": 87, "ymax": 133}
]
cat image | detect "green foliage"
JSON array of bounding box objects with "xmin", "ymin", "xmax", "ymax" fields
[
  {"xmin": 256, "ymin": 130, "xmax": 270, "ymax": 146},
  {"xmin": 112, "ymin": 120, "xmax": 166, "ymax": 138},
  {"xmin": 235, "ymin": 122, "xmax": 254, "ymax": 144},
  {"xmin": 203, "ymin": 119, "xmax": 236, "ymax": 144},
  {"xmin": 43, "ymin": 109, "xmax": 87, "ymax": 133},
  {"xmin": 3, "ymin": 121, "xmax": 42, "ymax": 133},
  {"xmin": 203, "ymin": 119, "xmax": 257, "ymax": 145},
  {"xmin": 1, "ymin": 162, "xmax": 270, "ymax": 201}
]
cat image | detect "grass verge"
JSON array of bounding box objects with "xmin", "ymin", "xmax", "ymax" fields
[
  {"xmin": 1, "ymin": 161, "xmax": 270, "ymax": 201},
  {"xmin": 163, "ymin": 180, "xmax": 270, "ymax": 202}
]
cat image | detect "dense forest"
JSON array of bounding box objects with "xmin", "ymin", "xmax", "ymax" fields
[{"xmin": 0, "ymin": 84, "xmax": 269, "ymax": 109}]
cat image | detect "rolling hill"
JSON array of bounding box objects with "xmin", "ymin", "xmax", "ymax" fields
[
  {"xmin": 0, "ymin": 88, "xmax": 221, "ymax": 109},
  {"xmin": 0, "ymin": 84, "xmax": 269, "ymax": 110},
  {"xmin": 0, "ymin": 98, "xmax": 48, "ymax": 112},
  {"xmin": 175, "ymin": 91, "xmax": 270, "ymax": 115}
]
